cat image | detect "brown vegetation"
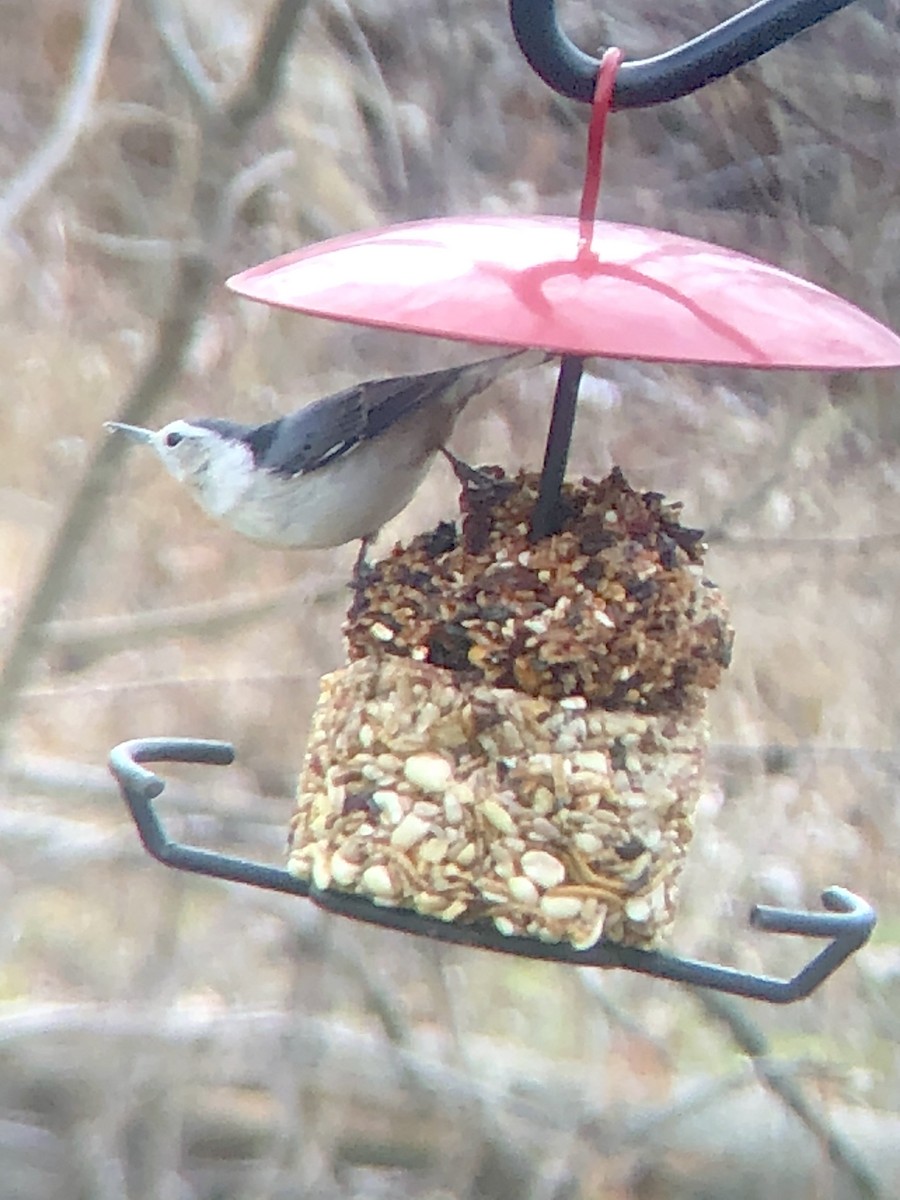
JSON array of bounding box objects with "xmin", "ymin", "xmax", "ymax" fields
[{"xmin": 1, "ymin": 0, "xmax": 899, "ymax": 1197}]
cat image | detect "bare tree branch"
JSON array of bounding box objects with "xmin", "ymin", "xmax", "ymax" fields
[
  {"xmin": 20, "ymin": 673, "xmax": 313, "ymax": 701},
  {"xmin": 323, "ymin": 0, "xmax": 408, "ymax": 207},
  {"xmin": 708, "ymin": 529, "xmax": 900, "ymax": 553},
  {"xmin": 65, "ymin": 222, "xmax": 188, "ymax": 260},
  {"xmin": 0, "ymin": 0, "xmax": 122, "ymax": 237},
  {"xmin": 578, "ymin": 970, "xmax": 673, "ymax": 1063},
  {"xmin": 0, "ymin": 1002, "xmax": 561, "ymax": 1130},
  {"xmin": 223, "ymin": 147, "xmax": 298, "ymax": 224},
  {"xmin": 3, "ymin": 752, "xmax": 287, "ymax": 824},
  {"xmin": 41, "ymin": 576, "xmax": 341, "ymax": 664},
  {"xmin": 0, "ymin": 0, "xmax": 312, "ymax": 756},
  {"xmin": 0, "ymin": 260, "xmax": 209, "ymax": 752},
  {"xmin": 226, "ymin": 0, "xmax": 310, "ymax": 130},
  {"xmin": 141, "ymin": 0, "xmax": 218, "ymax": 115},
  {"xmin": 691, "ymin": 987, "xmax": 884, "ymax": 1200}
]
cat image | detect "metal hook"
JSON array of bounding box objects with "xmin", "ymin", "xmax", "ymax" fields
[
  {"xmin": 509, "ymin": 0, "xmax": 863, "ymax": 104},
  {"xmin": 108, "ymin": 736, "xmax": 876, "ymax": 1003}
]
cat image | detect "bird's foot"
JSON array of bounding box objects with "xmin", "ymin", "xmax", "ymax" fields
[
  {"xmin": 441, "ymin": 450, "xmax": 519, "ymax": 556},
  {"xmin": 348, "ymin": 536, "xmax": 375, "ymax": 609},
  {"xmin": 440, "ymin": 447, "xmax": 499, "ymax": 491}
]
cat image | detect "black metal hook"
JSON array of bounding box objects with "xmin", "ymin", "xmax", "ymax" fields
[
  {"xmin": 108, "ymin": 736, "xmax": 876, "ymax": 1003},
  {"xmin": 520, "ymin": 0, "xmax": 863, "ymax": 534},
  {"xmin": 510, "ymin": 0, "xmax": 862, "ymax": 105}
]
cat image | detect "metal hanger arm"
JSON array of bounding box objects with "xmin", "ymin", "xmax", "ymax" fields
[
  {"xmin": 108, "ymin": 737, "xmax": 876, "ymax": 1002},
  {"xmin": 509, "ymin": 0, "xmax": 862, "ymax": 104}
]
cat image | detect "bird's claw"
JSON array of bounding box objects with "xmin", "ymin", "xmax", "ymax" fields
[{"xmin": 441, "ymin": 447, "xmax": 501, "ymax": 492}]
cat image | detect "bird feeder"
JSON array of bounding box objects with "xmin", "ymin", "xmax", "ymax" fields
[{"xmin": 109, "ymin": 0, "xmax": 896, "ymax": 1000}]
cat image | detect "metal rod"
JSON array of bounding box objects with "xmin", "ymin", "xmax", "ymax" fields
[
  {"xmin": 530, "ymin": 354, "xmax": 584, "ymax": 541},
  {"xmin": 109, "ymin": 738, "xmax": 310, "ymax": 896},
  {"xmin": 107, "ymin": 737, "xmax": 877, "ymax": 1002},
  {"xmin": 509, "ymin": 0, "xmax": 862, "ymax": 105}
]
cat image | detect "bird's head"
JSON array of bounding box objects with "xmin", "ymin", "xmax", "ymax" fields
[
  {"xmin": 104, "ymin": 418, "xmax": 256, "ymax": 516},
  {"xmin": 105, "ymin": 418, "xmax": 229, "ymax": 481}
]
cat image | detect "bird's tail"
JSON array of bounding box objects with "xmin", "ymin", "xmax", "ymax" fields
[{"xmin": 436, "ymin": 346, "xmax": 556, "ymax": 418}]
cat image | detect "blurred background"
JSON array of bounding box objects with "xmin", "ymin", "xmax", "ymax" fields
[{"xmin": 1, "ymin": 0, "xmax": 900, "ymax": 1196}]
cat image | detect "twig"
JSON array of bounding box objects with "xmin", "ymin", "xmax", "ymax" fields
[
  {"xmin": 754, "ymin": 73, "xmax": 887, "ymax": 179},
  {"xmin": 0, "ymin": 263, "xmax": 210, "ymax": 752},
  {"xmin": 2, "ymin": 754, "xmax": 289, "ymax": 842},
  {"xmin": 613, "ymin": 1066, "xmax": 754, "ymax": 1148},
  {"xmin": 226, "ymin": 0, "xmax": 309, "ymax": 129},
  {"xmin": 41, "ymin": 577, "xmax": 341, "ymax": 662},
  {"xmin": 578, "ymin": 970, "xmax": 673, "ymax": 1064},
  {"xmin": 284, "ymin": 914, "xmax": 420, "ymax": 1070},
  {"xmin": 65, "ymin": 222, "xmax": 188, "ymax": 260},
  {"xmin": 2, "ymin": 754, "xmax": 121, "ymax": 804},
  {"xmin": 710, "ymin": 742, "xmax": 900, "ymax": 768},
  {"xmin": 0, "ymin": 804, "xmax": 135, "ymax": 865},
  {"xmin": 223, "ymin": 147, "xmax": 298, "ymax": 224},
  {"xmin": 0, "ymin": 1001, "xmax": 563, "ymax": 1131},
  {"xmin": 20, "ymin": 673, "xmax": 311, "ymax": 701},
  {"xmin": 0, "ymin": 0, "xmax": 311, "ymax": 756},
  {"xmin": 708, "ymin": 529, "xmax": 900, "ymax": 553},
  {"xmin": 92, "ymin": 99, "xmax": 192, "ymax": 133},
  {"xmin": 0, "ymin": 0, "xmax": 122, "ymax": 236},
  {"xmin": 323, "ymin": 0, "xmax": 408, "ymax": 207},
  {"xmin": 690, "ymin": 987, "xmax": 884, "ymax": 1200},
  {"xmin": 142, "ymin": 0, "xmax": 218, "ymax": 114}
]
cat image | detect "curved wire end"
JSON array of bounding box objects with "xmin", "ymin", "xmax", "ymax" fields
[
  {"xmin": 745, "ymin": 887, "xmax": 876, "ymax": 1003},
  {"xmin": 109, "ymin": 737, "xmax": 235, "ymax": 803},
  {"xmin": 108, "ymin": 737, "xmax": 309, "ymax": 896},
  {"xmin": 751, "ymin": 886, "xmax": 876, "ymax": 940},
  {"xmin": 107, "ymin": 737, "xmax": 876, "ymax": 1001}
]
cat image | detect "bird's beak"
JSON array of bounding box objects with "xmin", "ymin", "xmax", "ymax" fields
[{"xmin": 104, "ymin": 421, "xmax": 153, "ymax": 444}]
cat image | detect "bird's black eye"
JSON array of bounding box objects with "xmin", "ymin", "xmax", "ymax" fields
[{"xmin": 165, "ymin": 431, "xmax": 184, "ymax": 448}]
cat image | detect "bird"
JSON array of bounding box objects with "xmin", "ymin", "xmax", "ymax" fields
[{"xmin": 105, "ymin": 348, "xmax": 550, "ymax": 576}]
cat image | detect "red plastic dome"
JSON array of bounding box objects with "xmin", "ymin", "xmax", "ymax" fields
[
  {"xmin": 227, "ymin": 214, "xmax": 900, "ymax": 370},
  {"xmin": 229, "ymin": 48, "xmax": 900, "ymax": 373}
]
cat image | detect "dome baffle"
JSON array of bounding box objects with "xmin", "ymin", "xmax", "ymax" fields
[{"xmin": 226, "ymin": 214, "xmax": 900, "ymax": 370}]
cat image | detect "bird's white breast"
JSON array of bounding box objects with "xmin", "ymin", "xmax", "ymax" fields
[
  {"xmin": 186, "ymin": 439, "xmax": 259, "ymax": 518},
  {"xmin": 207, "ymin": 427, "xmax": 438, "ymax": 549}
]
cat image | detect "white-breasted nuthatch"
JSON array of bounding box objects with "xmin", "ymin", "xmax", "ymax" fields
[{"xmin": 105, "ymin": 349, "xmax": 550, "ymax": 568}]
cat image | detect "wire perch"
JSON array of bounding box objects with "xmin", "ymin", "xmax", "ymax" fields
[{"xmin": 108, "ymin": 737, "xmax": 876, "ymax": 1004}]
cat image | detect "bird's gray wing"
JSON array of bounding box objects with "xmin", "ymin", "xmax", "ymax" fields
[
  {"xmin": 256, "ymin": 350, "xmax": 546, "ymax": 478},
  {"xmin": 259, "ymin": 361, "xmax": 499, "ymax": 478}
]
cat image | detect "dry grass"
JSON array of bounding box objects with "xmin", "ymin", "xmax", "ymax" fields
[{"xmin": 1, "ymin": 0, "xmax": 899, "ymax": 1197}]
